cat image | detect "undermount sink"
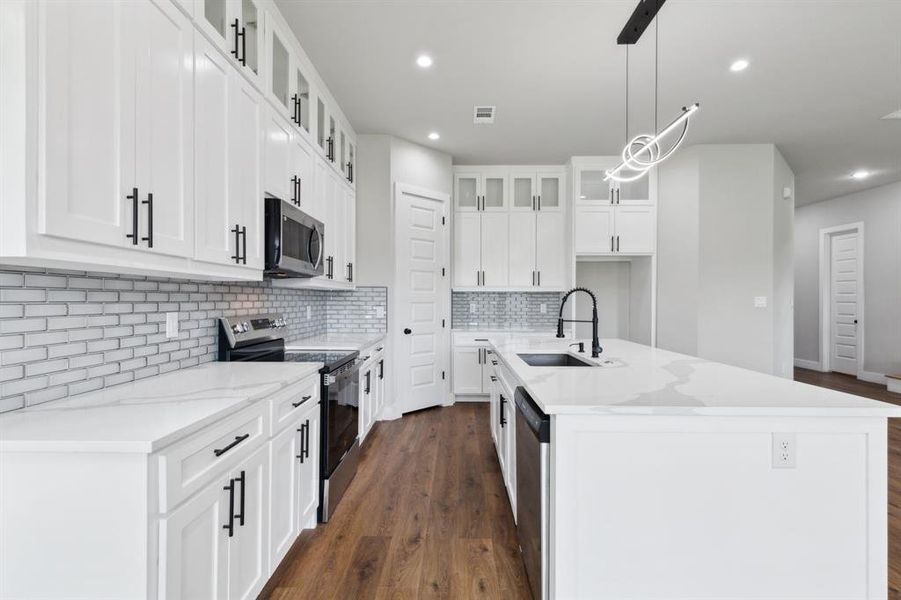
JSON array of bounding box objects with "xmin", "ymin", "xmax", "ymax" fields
[{"xmin": 517, "ymin": 353, "xmax": 596, "ymax": 367}]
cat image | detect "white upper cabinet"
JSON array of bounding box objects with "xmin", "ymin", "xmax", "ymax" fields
[
  {"xmin": 41, "ymin": 0, "xmax": 193, "ymax": 258},
  {"xmin": 453, "ymin": 166, "xmax": 566, "ymax": 290},
  {"xmin": 195, "ymin": 0, "xmax": 264, "ymax": 89},
  {"xmin": 4, "ymin": 0, "xmax": 356, "ymax": 280},
  {"xmin": 40, "ymin": 0, "xmax": 134, "ymax": 248},
  {"xmin": 454, "ymin": 171, "xmax": 507, "ymax": 212},
  {"xmin": 573, "ymin": 158, "xmax": 656, "ymax": 255},
  {"xmin": 194, "ymin": 33, "xmax": 263, "ymax": 270}
]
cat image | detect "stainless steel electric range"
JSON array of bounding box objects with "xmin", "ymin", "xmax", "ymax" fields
[{"xmin": 218, "ymin": 314, "xmax": 360, "ymax": 522}]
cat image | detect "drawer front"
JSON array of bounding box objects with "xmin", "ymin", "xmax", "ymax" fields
[
  {"xmin": 158, "ymin": 403, "xmax": 267, "ymax": 513},
  {"xmin": 270, "ymin": 376, "xmax": 320, "ymax": 436},
  {"xmin": 452, "ymin": 332, "xmax": 492, "ymax": 348}
]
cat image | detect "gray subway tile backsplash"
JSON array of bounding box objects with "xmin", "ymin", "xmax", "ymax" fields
[
  {"xmin": 452, "ymin": 291, "xmax": 564, "ymax": 331},
  {"xmin": 0, "ymin": 267, "xmax": 387, "ymax": 413}
]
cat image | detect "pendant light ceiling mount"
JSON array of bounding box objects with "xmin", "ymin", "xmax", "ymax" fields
[{"xmin": 606, "ymin": 0, "xmax": 699, "ymax": 183}]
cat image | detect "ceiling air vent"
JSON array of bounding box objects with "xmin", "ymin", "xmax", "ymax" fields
[
  {"xmin": 882, "ymin": 108, "xmax": 901, "ymax": 120},
  {"xmin": 473, "ymin": 105, "xmax": 496, "ymax": 124}
]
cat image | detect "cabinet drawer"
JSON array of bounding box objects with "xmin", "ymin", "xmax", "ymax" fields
[
  {"xmin": 452, "ymin": 332, "xmax": 492, "ymax": 348},
  {"xmin": 270, "ymin": 376, "xmax": 320, "ymax": 436},
  {"xmin": 157, "ymin": 403, "xmax": 267, "ymax": 512}
]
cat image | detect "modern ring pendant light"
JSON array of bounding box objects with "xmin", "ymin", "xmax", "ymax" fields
[{"xmin": 605, "ymin": 0, "xmax": 699, "ymax": 183}]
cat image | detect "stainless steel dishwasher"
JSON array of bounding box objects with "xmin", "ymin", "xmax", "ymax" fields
[{"xmin": 514, "ymin": 386, "xmax": 550, "ymax": 600}]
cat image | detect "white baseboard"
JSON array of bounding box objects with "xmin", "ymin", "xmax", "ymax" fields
[
  {"xmin": 858, "ymin": 370, "xmax": 888, "ymax": 385},
  {"xmin": 794, "ymin": 358, "xmax": 823, "ymax": 371},
  {"xmin": 454, "ymin": 394, "xmax": 489, "ymax": 403}
]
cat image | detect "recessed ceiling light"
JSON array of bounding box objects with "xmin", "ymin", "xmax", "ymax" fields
[
  {"xmin": 428, "ymin": 132, "xmax": 440, "ymax": 141},
  {"xmin": 729, "ymin": 59, "xmax": 750, "ymax": 72},
  {"xmin": 851, "ymin": 170, "xmax": 870, "ymax": 180},
  {"xmin": 416, "ymin": 54, "xmax": 433, "ymax": 69}
]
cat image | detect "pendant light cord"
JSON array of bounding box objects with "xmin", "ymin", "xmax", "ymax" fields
[
  {"xmin": 655, "ymin": 7, "xmax": 659, "ymax": 133},
  {"xmin": 625, "ymin": 45, "xmax": 630, "ymax": 142}
]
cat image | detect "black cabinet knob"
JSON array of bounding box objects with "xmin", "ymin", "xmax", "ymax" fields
[{"xmin": 403, "ymin": 328, "xmax": 412, "ymax": 335}]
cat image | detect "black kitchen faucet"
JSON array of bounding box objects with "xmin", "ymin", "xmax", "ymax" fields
[{"xmin": 556, "ymin": 287, "xmax": 602, "ymax": 358}]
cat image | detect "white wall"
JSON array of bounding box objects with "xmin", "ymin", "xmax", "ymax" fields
[
  {"xmin": 794, "ymin": 181, "xmax": 901, "ymax": 378},
  {"xmin": 657, "ymin": 144, "xmax": 795, "ymax": 376},
  {"xmin": 355, "ymin": 135, "xmax": 452, "ymax": 287},
  {"xmin": 574, "ymin": 261, "xmax": 631, "ymax": 340}
]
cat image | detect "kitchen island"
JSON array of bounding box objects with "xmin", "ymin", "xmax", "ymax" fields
[{"xmin": 486, "ymin": 334, "xmax": 900, "ymax": 600}]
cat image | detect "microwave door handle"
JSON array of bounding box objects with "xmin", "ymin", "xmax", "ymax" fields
[{"xmin": 311, "ymin": 225, "xmax": 323, "ymax": 269}]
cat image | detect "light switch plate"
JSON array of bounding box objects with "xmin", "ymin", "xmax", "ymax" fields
[
  {"xmin": 306, "ymin": 306, "xmax": 311, "ymax": 320},
  {"xmin": 470, "ymin": 303, "xmax": 476, "ymax": 314},
  {"xmin": 165, "ymin": 312, "xmax": 179, "ymax": 338},
  {"xmin": 540, "ymin": 303, "xmax": 547, "ymax": 314},
  {"xmin": 754, "ymin": 296, "xmax": 768, "ymax": 308},
  {"xmin": 375, "ymin": 306, "xmax": 385, "ymax": 318}
]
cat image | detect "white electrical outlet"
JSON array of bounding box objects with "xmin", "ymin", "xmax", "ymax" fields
[
  {"xmin": 375, "ymin": 306, "xmax": 385, "ymax": 318},
  {"xmin": 165, "ymin": 312, "xmax": 179, "ymax": 339},
  {"xmin": 772, "ymin": 433, "xmax": 796, "ymax": 469},
  {"xmin": 754, "ymin": 296, "xmax": 768, "ymax": 308},
  {"xmin": 470, "ymin": 303, "xmax": 476, "ymax": 314},
  {"xmin": 540, "ymin": 303, "xmax": 547, "ymax": 314},
  {"xmin": 306, "ymin": 306, "xmax": 311, "ymax": 320}
]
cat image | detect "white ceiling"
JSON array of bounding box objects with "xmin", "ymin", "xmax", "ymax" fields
[{"xmin": 275, "ymin": 0, "xmax": 901, "ymax": 206}]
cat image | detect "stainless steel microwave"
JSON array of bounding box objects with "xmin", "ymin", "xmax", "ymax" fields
[{"xmin": 264, "ymin": 195, "xmax": 324, "ymax": 278}]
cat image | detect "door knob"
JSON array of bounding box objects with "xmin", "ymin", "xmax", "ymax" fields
[{"xmin": 403, "ymin": 328, "xmax": 412, "ymax": 335}]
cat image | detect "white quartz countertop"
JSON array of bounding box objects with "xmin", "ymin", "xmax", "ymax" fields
[
  {"xmin": 286, "ymin": 332, "xmax": 386, "ymax": 352},
  {"xmin": 489, "ymin": 335, "xmax": 901, "ymax": 417},
  {"xmin": 0, "ymin": 362, "xmax": 321, "ymax": 453}
]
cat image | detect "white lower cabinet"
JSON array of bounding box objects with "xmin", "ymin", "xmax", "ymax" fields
[
  {"xmin": 161, "ymin": 442, "xmax": 268, "ymax": 600},
  {"xmin": 452, "ymin": 334, "xmax": 493, "ymax": 396},
  {"xmin": 268, "ymin": 398, "xmax": 319, "ymax": 571},
  {"xmin": 486, "ymin": 354, "xmax": 517, "ymax": 516},
  {"xmin": 0, "ymin": 373, "xmax": 322, "ymax": 599},
  {"xmin": 359, "ymin": 344, "xmax": 386, "ymax": 445}
]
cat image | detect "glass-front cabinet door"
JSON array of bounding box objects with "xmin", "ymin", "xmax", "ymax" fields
[
  {"xmin": 577, "ymin": 168, "xmax": 610, "ymax": 203},
  {"xmin": 510, "ymin": 172, "xmax": 536, "ymax": 212},
  {"xmin": 238, "ymin": 0, "xmax": 261, "ymax": 84},
  {"xmin": 327, "ymin": 117, "xmax": 337, "ymax": 164},
  {"xmin": 268, "ymin": 26, "xmax": 290, "ymax": 114},
  {"xmin": 316, "ymin": 97, "xmax": 326, "ymax": 154},
  {"xmin": 454, "ymin": 173, "xmax": 480, "ymax": 211},
  {"xmin": 198, "ymin": 0, "xmax": 263, "ymax": 89},
  {"xmin": 615, "ymin": 171, "xmax": 652, "ymax": 205},
  {"xmin": 292, "ymin": 65, "xmax": 310, "ymax": 135},
  {"xmin": 481, "ymin": 172, "xmax": 507, "ymax": 211},
  {"xmin": 537, "ymin": 172, "xmax": 563, "ymax": 211}
]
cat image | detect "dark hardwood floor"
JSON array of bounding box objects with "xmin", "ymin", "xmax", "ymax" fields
[
  {"xmin": 262, "ymin": 403, "xmax": 532, "ymax": 600},
  {"xmin": 794, "ymin": 368, "xmax": 901, "ymax": 599},
  {"xmin": 264, "ymin": 372, "xmax": 901, "ymax": 599}
]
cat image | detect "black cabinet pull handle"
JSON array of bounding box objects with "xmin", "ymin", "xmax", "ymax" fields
[
  {"xmin": 235, "ymin": 470, "xmax": 245, "ymax": 526},
  {"xmin": 537, "ymin": 271, "xmax": 541, "ymax": 286},
  {"xmin": 126, "ymin": 187, "xmax": 139, "ymax": 244},
  {"xmin": 223, "ymin": 478, "xmax": 235, "ymax": 537},
  {"xmin": 611, "ymin": 235, "xmax": 615, "ymax": 252},
  {"xmin": 231, "ymin": 224, "xmax": 241, "ymax": 263},
  {"xmin": 403, "ymin": 328, "xmax": 412, "ymax": 335},
  {"xmin": 538, "ymin": 194, "xmax": 541, "ymax": 210},
  {"xmin": 297, "ymin": 177, "xmax": 302, "ymax": 205},
  {"xmin": 500, "ymin": 395, "xmax": 506, "ymax": 427},
  {"xmin": 297, "ymin": 420, "xmax": 310, "ymax": 461},
  {"xmin": 292, "ymin": 394, "xmax": 312, "ymax": 408},
  {"xmin": 238, "ymin": 25, "xmax": 247, "ymax": 66},
  {"xmin": 304, "ymin": 420, "xmax": 310, "ymax": 459},
  {"xmin": 141, "ymin": 192, "xmax": 153, "ymax": 248},
  {"xmin": 378, "ymin": 359, "xmax": 384, "ymax": 379},
  {"xmin": 616, "ymin": 235, "xmax": 620, "ymax": 252},
  {"xmin": 230, "ymin": 19, "xmax": 240, "ymax": 60},
  {"xmin": 213, "ymin": 433, "xmax": 250, "ymax": 457},
  {"xmin": 240, "ymin": 225, "xmax": 247, "ymax": 264},
  {"xmin": 365, "ymin": 371, "xmax": 371, "ymax": 394},
  {"xmin": 490, "ymin": 375, "xmax": 497, "ymax": 382},
  {"xmin": 347, "ymin": 262, "xmax": 353, "ymax": 282},
  {"xmin": 291, "ymin": 94, "xmax": 299, "ymax": 124}
]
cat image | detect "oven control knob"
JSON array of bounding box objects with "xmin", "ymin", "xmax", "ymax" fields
[
  {"xmin": 242, "ymin": 321, "xmax": 250, "ymax": 332},
  {"xmin": 232, "ymin": 324, "xmax": 241, "ymax": 334}
]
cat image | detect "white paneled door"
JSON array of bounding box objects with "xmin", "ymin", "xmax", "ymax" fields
[
  {"xmin": 395, "ymin": 185, "xmax": 449, "ymax": 413},
  {"xmin": 830, "ymin": 232, "xmax": 860, "ymax": 376}
]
